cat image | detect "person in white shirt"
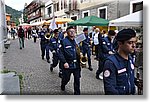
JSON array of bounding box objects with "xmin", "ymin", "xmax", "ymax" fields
[{"xmin": 93, "ymin": 28, "xmax": 100, "ymax": 60}]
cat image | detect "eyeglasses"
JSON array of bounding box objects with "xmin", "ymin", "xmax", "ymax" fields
[{"xmin": 68, "ymin": 30, "xmax": 76, "ymax": 34}]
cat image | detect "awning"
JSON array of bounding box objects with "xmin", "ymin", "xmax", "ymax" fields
[
  {"xmin": 68, "ymin": 16, "xmax": 109, "ymax": 26},
  {"xmin": 30, "ymin": 21, "xmax": 45, "ymax": 26},
  {"xmin": 109, "ymin": 10, "xmax": 143, "ymax": 26},
  {"xmin": 44, "ymin": 18, "xmax": 74, "ymax": 25}
]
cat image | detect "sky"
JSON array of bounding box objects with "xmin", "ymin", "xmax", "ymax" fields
[{"xmin": 5, "ymin": 0, "xmax": 33, "ymax": 11}]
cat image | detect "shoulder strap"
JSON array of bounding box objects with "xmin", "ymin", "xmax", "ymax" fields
[{"xmin": 106, "ymin": 55, "xmax": 121, "ymax": 69}]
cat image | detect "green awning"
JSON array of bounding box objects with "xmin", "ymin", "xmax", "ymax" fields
[{"xmin": 68, "ymin": 16, "xmax": 109, "ymax": 26}]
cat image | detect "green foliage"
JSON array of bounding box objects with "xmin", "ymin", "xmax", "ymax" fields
[
  {"xmin": 0, "ymin": 69, "xmax": 17, "ymax": 74},
  {"xmin": 5, "ymin": 5, "xmax": 22, "ymax": 25}
]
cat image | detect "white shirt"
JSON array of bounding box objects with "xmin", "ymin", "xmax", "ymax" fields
[{"xmin": 93, "ymin": 32, "xmax": 99, "ymax": 45}]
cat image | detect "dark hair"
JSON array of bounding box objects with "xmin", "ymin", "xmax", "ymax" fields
[
  {"xmin": 66, "ymin": 26, "xmax": 74, "ymax": 31},
  {"xmin": 53, "ymin": 29, "xmax": 58, "ymax": 33},
  {"xmin": 108, "ymin": 30, "xmax": 116, "ymax": 36},
  {"xmin": 83, "ymin": 28, "xmax": 88, "ymax": 32}
]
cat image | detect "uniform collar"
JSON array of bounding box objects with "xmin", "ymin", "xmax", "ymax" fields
[{"xmin": 116, "ymin": 52, "xmax": 128, "ymax": 62}]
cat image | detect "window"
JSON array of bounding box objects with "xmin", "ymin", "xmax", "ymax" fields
[
  {"xmin": 132, "ymin": 2, "xmax": 143, "ymax": 13},
  {"xmin": 98, "ymin": 6, "xmax": 107, "ymax": 19},
  {"xmin": 54, "ymin": 4, "xmax": 57, "ymax": 12},
  {"xmin": 64, "ymin": 0, "xmax": 67, "ymax": 9},
  {"xmin": 82, "ymin": 10, "xmax": 90, "ymax": 18},
  {"xmin": 61, "ymin": 0, "xmax": 63, "ymax": 10},
  {"xmin": 130, "ymin": 0, "xmax": 143, "ymax": 13},
  {"xmin": 47, "ymin": 6, "xmax": 52, "ymax": 16},
  {"xmin": 57, "ymin": 2, "xmax": 59, "ymax": 11},
  {"xmin": 80, "ymin": 0, "xmax": 89, "ymax": 3}
]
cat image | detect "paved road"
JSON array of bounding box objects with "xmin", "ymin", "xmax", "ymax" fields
[{"xmin": 3, "ymin": 38, "xmax": 104, "ymax": 95}]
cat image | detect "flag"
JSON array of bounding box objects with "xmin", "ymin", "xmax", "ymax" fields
[{"xmin": 49, "ymin": 17, "xmax": 57, "ymax": 31}]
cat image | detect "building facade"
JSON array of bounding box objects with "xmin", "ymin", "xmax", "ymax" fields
[
  {"xmin": 24, "ymin": 0, "xmax": 46, "ymax": 24},
  {"xmin": 24, "ymin": 0, "xmax": 142, "ymax": 31}
]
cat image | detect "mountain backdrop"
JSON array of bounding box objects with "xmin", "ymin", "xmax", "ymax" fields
[{"xmin": 5, "ymin": 5, "xmax": 22, "ymax": 26}]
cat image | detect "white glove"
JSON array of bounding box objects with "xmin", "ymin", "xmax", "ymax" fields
[
  {"xmin": 52, "ymin": 50, "xmax": 56, "ymax": 54},
  {"xmin": 108, "ymin": 51, "xmax": 114, "ymax": 55}
]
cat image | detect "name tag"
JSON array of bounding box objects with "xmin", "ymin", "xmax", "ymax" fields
[
  {"xmin": 103, "ymin": 42, "xmax": 106, "ymax": 44},
  {"xmin": 65, "ymin": 46, "xmax": 72, "ymax": 48},
  {"xmin": 118, "ymin": 68, "xmax": 127, "ymax": 74},
  {"xmin": 52, "ymin": 41, "xmax": 56, "ymax": 43}
]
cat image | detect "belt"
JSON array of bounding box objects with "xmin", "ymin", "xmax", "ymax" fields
[{"xmin": 67, "ymin": 60, "xmax": 77, "ymax": 64}]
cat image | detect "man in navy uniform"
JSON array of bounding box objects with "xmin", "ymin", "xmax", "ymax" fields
[
  {"xmin": 103, "ymin": 29, "xmax": 137, "ymax": 95},
  {"xmin": 96, "ymin": 30, "xmax": 116, "ymax": 79},
  {"xmin": 38, "ymin": 27, "xmax": 50, "ymax": 63},
  {"xmin": 58, "ymin": 26, "xmax": 81, "ymax": 95},
  {"xmin": 80, "ymin": 28, "xmax": 93, "ymax": 71},
  {"xmin": 49, "ymin": 29, "xmax": 62, "ymax": 78}
]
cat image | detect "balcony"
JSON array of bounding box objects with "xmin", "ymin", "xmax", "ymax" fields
[
  {"xmin": 27, "ymin": 12, "xmax": 42, "ymax": 22},
  {"xmin": 26, "ymin": 3, "xmax": 44, "ymax": 15}
]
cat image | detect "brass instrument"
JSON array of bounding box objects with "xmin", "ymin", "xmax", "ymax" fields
[
  {"xmin": 80, "ymin": 54, "xmax": 88, "ymax": 68},
  {"xmin": 45, "ymin": 33, "xmax": 51, "ymax": 40},
  {"xmin": 76, "ymin": 42, "xmax": 88, "ymax": 68}
]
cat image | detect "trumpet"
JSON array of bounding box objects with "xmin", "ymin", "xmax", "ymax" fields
[
  {"xmin": 80, "ymin": 53, "xmax": 88, "ymax": 68},
  {"xmin": 45, "ymin": 33, "xmax": 51, "ymax": 40}
]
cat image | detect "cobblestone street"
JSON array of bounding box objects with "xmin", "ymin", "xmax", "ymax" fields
[{"xmin": 3, "ymin": 38, "xmax": 104, "ymax": 95}]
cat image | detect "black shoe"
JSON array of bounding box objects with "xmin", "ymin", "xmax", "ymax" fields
[
  {"xmin": 96, "ymin": 75, "xmax": 100, "ymax": 79},
  {"xmin": 50, "ymin": 65, "xmax": 53, "ymax": 72},
  {"xmin": 61, "ymin": 85, "xmax": 65, "ymax": 91},
  {"xmin": 47, "ymin": 60, "xmax": 50, "ymax": 63},
  {"xmin": 42, "ymin": 57, "xmax": 44, "ymax": 60},
  {"xmin": 59, "ymin": 72, "xmax": 62, "ymax": 78},
  {"xmin": 20, "ymin": 47, "xmax": 22, "ymax": 49},
  {"xmin": 88, "ymin": 67, "xmax": 93, "ymax": 71}
]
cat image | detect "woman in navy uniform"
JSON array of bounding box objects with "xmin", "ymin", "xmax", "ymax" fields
[
  {"xmin": 58, "ymin": 26, "xmax": 81, "ymax": 95},
  {"xmin": 103, "ymin": 29, "xmax": 137, "ymax": 95}
]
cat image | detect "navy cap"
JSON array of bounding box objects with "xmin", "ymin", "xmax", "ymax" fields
[
  {"xmin": 83, "ymin": 28, "xmax": 88, "ymax": 32},
  {"xmin": 66, "ymin": 26, "xmax": 74, "ymax": 31},
  {"xmin": 53, "ymin": 29, "xmax": 58, "ymax": 33},
  {"xmin": 116, "ymin": 29, "xmax": 136, "ymax": 41}
]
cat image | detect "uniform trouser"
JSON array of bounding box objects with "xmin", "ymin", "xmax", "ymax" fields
[
  {"xmin": 91, "ymin": 43, "xmax": 94, "ymax": 55},
  {"xmin": 96, "ymin": 58, "xmax": 104, "ymax": 76},
  {"xmin": 83, "ymin": 49, "xmax": 91, "ymax": 67},
  {"xmin": 96, "ymin": 54, "xmax": 109, "ymax": 76},
  {"xmin": 40, "ymin": 43, "xmax": 46, "ymax": 58},
  {"xmin": 95, "ymin": 45, "xmax": 99, "ymax": 59},
  {"xmin": 51, "ymin": 53, "xmax": 62, "ymax": 72},
  {"xmin": 45, "ymin": 45, "xmax": 50, "ymax": 60},
  {"xmin": 19, "ymin": 37, "xmax": 24, "ymax": 48},
  {"xmin": 33, "ymin": 36, "xmax": 37, "ymax": 43},
  {"xmin": 61, "ymin": 68, "xmax": 81, "ymax": 95}
]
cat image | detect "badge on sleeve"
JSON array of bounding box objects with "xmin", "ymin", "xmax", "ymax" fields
[
  {"xmin": 103, "ymin": 42, "xmax": 106, "ymax": 45},
  {"xmin": 104, "ymin": 70, "xmax": 110, "ymax": 77}
]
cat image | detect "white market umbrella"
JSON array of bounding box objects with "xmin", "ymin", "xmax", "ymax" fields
[{"xmin": 109, "ymin": 10, "xmax": 143, "ymax": 26}]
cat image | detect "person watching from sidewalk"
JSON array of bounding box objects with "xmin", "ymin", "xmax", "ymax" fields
[{"xmin": 18, "ymin": 26, "xmax": 25, "ymax": 49}]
